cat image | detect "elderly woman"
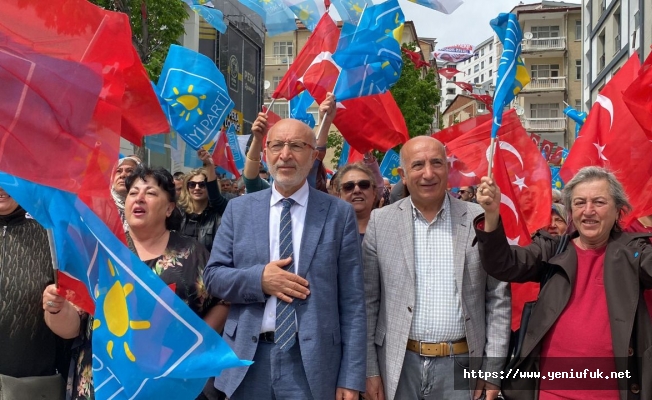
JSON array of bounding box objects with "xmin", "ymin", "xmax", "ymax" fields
[
  {"xmin": 475, "ymin": 166, "xmax": 652, "ymax": 400},
  {"xmin": 178, "ymin": 150, "xmax": 229, "ymax": 252},
  {"xmin": 336, "ymin": 162, "xmax": 377, "ymax": 239},
  {"xmin": 110, "ymin": 155, "xmax": 141, "ymax": 232},
  {"xmin": 43, "ymin": 166, "xmax": 227, "ymax": 400}
]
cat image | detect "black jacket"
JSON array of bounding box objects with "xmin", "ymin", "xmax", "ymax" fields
[
  {"xmin": 179, "ymin": 179, "xmax": 227, "ymax": 252},
  {"xmin": 0, "ymin": 206, "xmax": 68, "ymax": 378}
]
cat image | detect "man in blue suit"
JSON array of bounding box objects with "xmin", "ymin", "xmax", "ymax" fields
[{"xmin": 203, "ymin": 118, "xmax": 366, "ymax": 400}]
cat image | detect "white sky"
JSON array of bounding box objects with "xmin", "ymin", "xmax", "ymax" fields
[{"xmin": 387, "ymin": 0, "xmax": 581, "ymax": 49}]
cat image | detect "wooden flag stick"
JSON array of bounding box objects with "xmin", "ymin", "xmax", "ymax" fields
[
  {"xmin": 487, "ymin": 136, "xmax": 496, "ymax": 179},
  {"xmin": 264, "ymin": 98, "xmax": 276, "ymax": 116},
  {"xmin": 46, "ymin": 229, "xmax": 59, "ymax": 288}
]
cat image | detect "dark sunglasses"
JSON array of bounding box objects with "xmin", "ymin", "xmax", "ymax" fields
[
  {"xmin": 187, "ymin": 181, "xmax": 207, "ymax": 189},
  {"xmin": 459, "ymin": 190, "xmax": 470, "ymax": 194},
  {"xmin": 341, "ymin": 180, "xmax": 372, "ymax": 193}
]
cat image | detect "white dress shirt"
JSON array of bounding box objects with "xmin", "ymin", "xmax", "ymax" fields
[{"xmin": 260, "ymin": 180, "xmax": 310, "ymax": 333}]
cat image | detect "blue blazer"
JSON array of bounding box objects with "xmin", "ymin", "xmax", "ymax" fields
[{"xmin": 204, "ymin": 187, "xmax": 367, "ymax": 398}]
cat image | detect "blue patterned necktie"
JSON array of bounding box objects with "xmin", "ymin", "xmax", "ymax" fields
[{"xmin": 275, "ymin": 198, "xmax": 297, "ymax": 351}]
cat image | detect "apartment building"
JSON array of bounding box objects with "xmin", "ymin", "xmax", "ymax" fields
[
  {"xmin": 439, "ymin": 36, "xmax": 498, "ymax": 114},
  {"xmin": 583, "ymin": 0, "xmax": 651, "ymax": 108},
  {"xmin": 506, "ymin": 1, "xmax": 583, "ymax": 148}
]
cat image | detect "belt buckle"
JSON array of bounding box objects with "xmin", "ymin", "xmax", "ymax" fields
[{"xmin": 419, "ymin": 341, "xmax": 443, "ymax": 357}]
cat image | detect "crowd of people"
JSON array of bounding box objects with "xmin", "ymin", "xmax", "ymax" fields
[{"xmin": 2, "ymin": 93, "xmax": 652, "ymax": 400}]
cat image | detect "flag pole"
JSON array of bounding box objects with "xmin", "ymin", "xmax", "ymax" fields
[
  {"xmin": 351, "ymin": 3, "xmax": 368, "ymax": 43},
  {"xmin": 487, "ymin": 136, "xmax": 496, "ymax": 179},
  {"xmin": 562, "ymin": 101, "xmax": 570, "ymax": 107},
  {"xmin": 316, "ymin": 111, "xmax": 330, "ymax": 142},
  {"xmin": 265, "ymin": 98, "xmax": 276, "ymax": 116},
  {"xmin": 47, "ymin": 228, "xmax": 59, "ymax": 288}
]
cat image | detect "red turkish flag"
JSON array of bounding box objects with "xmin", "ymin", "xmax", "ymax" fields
[
  {"xmin": 540, "ymin": 139, "xmax": 555, "ymax": 161},
  {"xmin": 403, "ymin": 48, "xmax": 430, "ymax": 69},
  {"xmin": 560, "ymin": 54, "xmax": 652, "ymax": 226},
  {"xmin": 212, "ymin": 129, "xmax": 241, "ymax": 179},
  {"xmin": 261, "ymin": 106, "xmax": 283, "ymax": 165},
  {"xmin": 332, "ymin": 92, "xmax": 409, "ymax": 153},
  {"xmin": 432, "ymin": 114, "xmax": 492, "ymax": 188},
  {"xmin": 455, "ymin": 81, "xmax": 474, "ymax": 92},
  {"xmin": 446, "ymin": 110, "xmax": 552, "ymax": 234},
  {"xmin": 549, "ymin": 146, "xmax": 564, "ymax": 166},
  {"xmin": 530, "ymin": 132, "xmax": 541, "ymax": 147},
  {"xmin": 437, "ymin": 67, "xmax": 461, "ymax": 80},
  {"xmin": 272, "ymin": 14, "xmax": 340, "ymax": 101},
  {"xmin": 623, "ymin": 50, "xmax": 652, "ymax": 140},
  {"xmin": 470, "ymin": 94, "xmax": 494, "ymax": 111}
]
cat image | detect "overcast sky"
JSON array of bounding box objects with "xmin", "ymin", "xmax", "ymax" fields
[{"xmin": 391, "ymin": 0, "xmax": 581, "ymax": 49}]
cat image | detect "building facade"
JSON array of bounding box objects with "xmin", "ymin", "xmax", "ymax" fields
[
  {"xmin": 439, "ymin": 36, "xmax": 498, "ymax": 114},
  {"xmin": 582, "ymin": 0, "xmax": 651, "ymax": 108},
  {"xmin": 507, "ymin": 1, "xmax": 583, "ymax": 149}
]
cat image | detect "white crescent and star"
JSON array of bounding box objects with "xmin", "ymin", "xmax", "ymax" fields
[
  {"xmin": 595, "ymin": 94, "xmax": 614, "ymax": 131},
  {"xmin": 593, "ymin": 142, "xmax": 608, "ymax": 161}
]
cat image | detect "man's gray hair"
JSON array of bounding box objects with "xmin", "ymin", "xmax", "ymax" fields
[{"xmin": 562, "ymin": 166, "xmax": 631, "ymax": 220}]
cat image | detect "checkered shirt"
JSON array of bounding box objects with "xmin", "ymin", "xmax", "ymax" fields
[{"xmin": 408, "ymin": 195, "xmax": 466, "ymax": 342}]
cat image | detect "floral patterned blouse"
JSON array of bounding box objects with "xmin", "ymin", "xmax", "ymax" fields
[{"xmin": 67, "ymin": 232, "xmax": 215, "ymax": 400}]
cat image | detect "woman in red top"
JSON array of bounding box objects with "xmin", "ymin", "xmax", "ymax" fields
[{"xmin": 474, "ymin": 166, "xmax": 652, "ymax": 400}]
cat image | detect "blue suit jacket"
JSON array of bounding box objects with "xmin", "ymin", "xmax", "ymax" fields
[{"xmin": 204, "ymin": 187, "xmax": 367, "ymax": 398}]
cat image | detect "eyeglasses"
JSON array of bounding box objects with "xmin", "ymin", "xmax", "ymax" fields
[
  {"xmin": 459, "ymin": 190, "xmax": 470, "ymax": 195},
  {"xmin": 341, "ymin": 180, "xmax": 372, "ymax": 193},
  {"xmin": 266, "ymin": 140, "xmax": 315, "ymax": 154},
  {"xmin": 187, "ymin": 181, "xmax": 207, "ymax": 189}
]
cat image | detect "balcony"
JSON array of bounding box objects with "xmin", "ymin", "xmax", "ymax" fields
[
  {"xmin": 521, "ymin": 117, "xmax": 566, "ymax": 131},
  {"xmin": 265, "ymin": 55, "xmax": 294, "ymax": 66},
  {"xmin": 522, "ymin": 76, "xmax": 566, "ymax": 92},
  {"xmin": 522, "ymin": 37, "xmax": 566, "ymax": 52}
]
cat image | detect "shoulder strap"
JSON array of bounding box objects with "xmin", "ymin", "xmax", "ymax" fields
[{"xmin": 540, "ymin": 234, "xmax": 569, "ymax": 289}]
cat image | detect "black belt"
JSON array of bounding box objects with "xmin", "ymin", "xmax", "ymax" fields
[{"xmin": 259, "ymin": 331, "xmax": 275, "ymax": 343}]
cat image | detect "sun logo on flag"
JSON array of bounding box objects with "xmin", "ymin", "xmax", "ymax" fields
[
  {"xmin": 167, "ymin": 85, "xmax": 206, "ymax": 122},
  {"xmin": 297, "ymin": 4, "xmax": 314, "ymax": 22},
  {"xmin": 93, "ymin": 259, "xmax": 151, "ymax": 362},
  {"xmin": 391, "ymin": 167, "xmax": 399, "ymax": 177},
  {"xmin": 348, "ymin": 1, "xmax": 363, "ymax": 14}
]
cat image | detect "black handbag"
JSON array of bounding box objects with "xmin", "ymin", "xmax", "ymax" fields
[
  {"xmin": 0, "ymin": 374, "xmax": 65, "ymax": 400},
  {"xmin": 505, "ymin": 234, "xmax": 570, "ymax": 370}
]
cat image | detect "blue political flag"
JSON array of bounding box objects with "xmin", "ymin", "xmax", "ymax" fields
[
  {"xmin": 0, "ymin": 173, "xmax": 250, "ymax": 400},
  {"xmin": 332, "ymin": 0, "xmax": 404, "ymax": 101},
  {"xmin": 191, "ymin": 5, "xmax": 228, "ymax": 33},
  {"xmin": 490, "ymin": 13, "xmax": 530, "ymax": 138},
  {"xmin": 379, "ymin": 149, "xmax": 401, "ymax": 184},
  {"xmin": 561, "ymin": 147, "xmax": 569, "ymax": 165},
  {"xmin": 290, "ymin": 91, "xmax": 316, "ymax": 128},
  {"xmin": 224, "ymin": 124, "xmax": 245, "ymax": 170},
  {"xmin": 283, "ymin": 0, "xmax": 325, "ymax": 31},
  {"xmin": 563, "ymin": 105, "xmax": 587, "ymax": 138},
  {"xmin": 550, "ymin": 166, "xmax": 563, "ymax": 189},
  {"xmin": 184, "ymin": 141, "xmax": 204, "ymax": 168},
  {"xmin": 238, "ymin": 0, "xmax": 297, "ymax": 36},
  {"xmin": 338, "ymin": 140, "xmax": 351, "ymax": 168},
  {"xmin": 331, "ymin": 0, "xmax": 372, "ymax": 25},
  {"xmin": 156, "ymin": 45, "xmax": 234, "ymax": 152},
  {"xmin": 144, "ymin": 134, "xmax": 167, "ymax": 154}
]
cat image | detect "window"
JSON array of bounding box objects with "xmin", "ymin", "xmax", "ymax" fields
[
  {"xmin": 273, "ymin": 41, "xmax": 293, "ymax": 57},
  {"xmin": 481, "ymin": 61, "xmax": 485, "ymax": 69},
  {"xmin": 474, "ymin": 77, "xmax": 479, "ymax": 83},
  {"xmin": 531, "ymin": 64, "xmax": 560, "ymax": 78},
  {"xmin": 530, "ymin": 103, "xmax": 560, "ymax": 118},
  {"xmin": 575, "ymin": 20, "xmax": 581, "ymax": 40},
  {"xmin": 481, "ymin": 48, "xmax": 485, "ymax": 56},
  {"xmin": 488, "ymin": 69, "xmax": 492, "ymax": 77},
  {"xmin": 272, "ymin": 76, "xmax": 282, "ymax": 89},
  {"xmin": 446, "ymin": 88, "xmax": 456, "ymax": 95},
  {"xmin": 634, "ymin": 10, "xmax": 640, "ymax": 29},
  {"xmin": 574, "ymin": 100, "xmax": 582, "ymax": 112},
  {"xmin": 474, "ymin": 64, "xmax": 479, "ymax": 73},
  {"xmin": 478, "ymin": 103, "xmax": 486, "ymax": 111},
  {"xmin": 575, "ymin": 59, "xmax": 581, "ymax": 80},
  {"xmin": 446, "ymin": 100, "xmax": 453, "ymax": 107},
  {"xmin": 531, "ymin": 26, "xmax": 561, "ymax": 39},
  {"xmin": 467, "ymin": 68, "xmax": 471, "ymax": 75},
  {"xmin": 489, "ymin": 56, "xmax": 493, "ymax": 64},
  {"xmin": 481, "ymin": 73, "xmax": 484, "ymax": 82},
  {"xmin": 489, "ymin": 43, "xmax": 493, "ymax": 51},
  {"xmin": 270, "ymin": 103, "xmax": 289, "ymax": 119}
]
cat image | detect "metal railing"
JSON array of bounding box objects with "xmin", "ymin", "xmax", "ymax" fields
[
  {"xmin": 522, "ymin": 37, "xmax": 566, "ymax": 52},
  {"xmin": 265, "ymin": 55, "xmax": 294, "ymax": 65},
  {"xmin": 522, "ymin": 76, "xmax": 566, "ymax": 91},
  {"xmin": 521, "ymin": 117, "xmax": 567, "ymax": 131}
]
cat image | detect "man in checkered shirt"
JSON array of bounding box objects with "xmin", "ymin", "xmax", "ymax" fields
[{"xmin": 362, "ymin": 136, "xmax": 510, "ymax": 400}]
